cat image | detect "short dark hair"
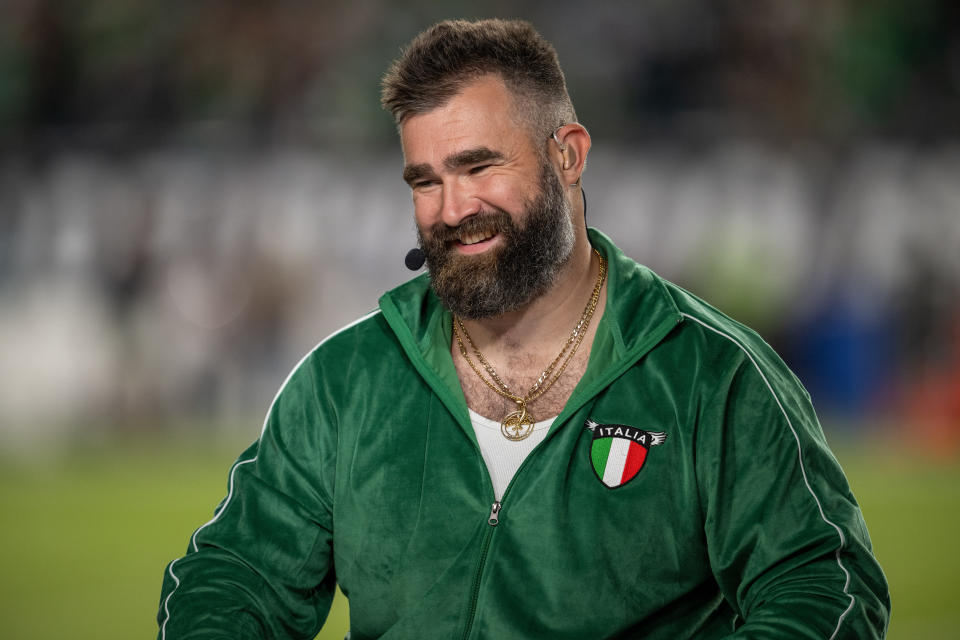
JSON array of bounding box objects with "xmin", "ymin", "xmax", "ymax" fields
[{"xmin": 381, "ymin": 19, "xmax": 577, "ymax": 141}]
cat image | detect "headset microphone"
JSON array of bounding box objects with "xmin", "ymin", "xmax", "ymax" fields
[{"xmin": 405, "ymin": 247, "xmax": 426, "ymax": 270}]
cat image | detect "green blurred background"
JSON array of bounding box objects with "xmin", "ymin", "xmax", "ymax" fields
[{"xmin": 1, "ymin": 1, "xmax": 959, "ymax": 638}]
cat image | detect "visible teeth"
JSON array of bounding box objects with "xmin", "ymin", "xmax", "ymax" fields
[{"xmin": 460, "ymin": 231, "xmax": 494, "ymax": 245}]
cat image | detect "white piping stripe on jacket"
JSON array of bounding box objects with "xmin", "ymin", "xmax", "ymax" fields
[
  {"xmin": 160, "ymin": 309, "xmax": 382, "ymax": 640},
  {"xmin": 679, "ymin": 312, "xmax": 855, "ymax": 639}
]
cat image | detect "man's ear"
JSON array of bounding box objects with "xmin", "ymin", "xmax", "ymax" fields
[{"xmin": 552, "ymin": 123, "xmax": 591, "ymax": 187}]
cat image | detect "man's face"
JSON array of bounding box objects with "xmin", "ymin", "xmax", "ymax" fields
[{"xmin": 400, "ymin": 75, "xmax": 574, "ymax": 319}]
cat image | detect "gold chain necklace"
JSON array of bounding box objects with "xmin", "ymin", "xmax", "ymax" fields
[{"xmin": 454, "ymin": 250, "xmax": 607, "ymax": 441}]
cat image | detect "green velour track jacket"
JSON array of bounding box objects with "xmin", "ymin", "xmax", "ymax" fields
[{"xmin": 158, "ymin": 229, "xmax": 890, "ymax": 639}]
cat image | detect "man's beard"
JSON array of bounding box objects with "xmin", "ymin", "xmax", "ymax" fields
[{"xmin": 416, "ymin": 162, "xmax": 575, "ymax": 319}]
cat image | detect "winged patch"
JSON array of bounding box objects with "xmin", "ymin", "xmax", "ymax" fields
[{"xmin": 586, "ymin": 419, "xmax": 667, "ymax": 489}]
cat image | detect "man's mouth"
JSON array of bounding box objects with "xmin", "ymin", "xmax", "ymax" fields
[{"xmin": 458, "ymin": 229, "xmax": 497, "ymax": 246}]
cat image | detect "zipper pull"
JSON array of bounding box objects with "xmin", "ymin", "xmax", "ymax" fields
[{"xmin": 488, "ymin": 501, "xmax": 502, "ymax": 526}]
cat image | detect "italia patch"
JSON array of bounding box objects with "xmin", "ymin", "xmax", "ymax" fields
[{"xmin": 586, "ymin": 419, "xmax": 667, "ymax": 489}]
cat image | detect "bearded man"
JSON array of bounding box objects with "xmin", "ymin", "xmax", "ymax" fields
[{"xmin": 158, "ymin": 19, "xmax": 890, "ymax": 639}]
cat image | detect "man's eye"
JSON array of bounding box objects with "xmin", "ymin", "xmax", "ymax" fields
[
  {"xmin": 413, "ymin": 179, "xmax": 439, "ymax": 189},
  {"xmin": 469, "ymin": 165, "xmax": 491, "ymax": 175}
]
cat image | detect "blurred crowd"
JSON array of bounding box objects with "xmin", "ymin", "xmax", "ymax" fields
[{"xmin": 1, "ymin": 0, "xmax": 958, "ymax": 451}]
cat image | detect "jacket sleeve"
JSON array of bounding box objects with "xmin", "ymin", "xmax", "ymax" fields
[
  {"xmin": 157, "ymin": 355, "xmax": 338, "ymax": 639},
  {"xmin": 696, "ymin": 350, "xmax": 890, "ymax": 639}
]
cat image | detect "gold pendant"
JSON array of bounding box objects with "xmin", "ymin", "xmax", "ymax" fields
[{"xmin": 501, "ymin": 408, "xmax": 535, "ymax": 441}]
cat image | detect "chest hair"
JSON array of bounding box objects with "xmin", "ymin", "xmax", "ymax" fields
[{"xmin": 452, "ymin": 341, "xmax": 592, "ymax": 422}]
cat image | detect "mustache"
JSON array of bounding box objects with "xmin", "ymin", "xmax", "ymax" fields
[{"xmin": 424, "ymin": 210, "xmax": 513, "ymax": 244}]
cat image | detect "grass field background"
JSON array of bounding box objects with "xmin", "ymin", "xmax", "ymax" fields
[{"xmin": 0, "ymin": 431, "xmax": 956, "ymax": 639}]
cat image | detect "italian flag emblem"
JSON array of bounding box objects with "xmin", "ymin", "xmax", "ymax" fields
[{"xmin": 587, "ymin": 419, "xmax": 667, "ymax": 489}]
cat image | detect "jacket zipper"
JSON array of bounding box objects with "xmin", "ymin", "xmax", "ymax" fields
[
  {"xmin": 487, "ymin": 500, "xmax": 501, "ymax": 526},
  {"xmin": 459, "ymin": 415, "xmax": 568, "ymax": 639},
  {"xmin": 461, "ymin": 501, "xmax": 501, "ymax": 640}
]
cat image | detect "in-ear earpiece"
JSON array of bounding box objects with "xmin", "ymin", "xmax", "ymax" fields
[
  {"xmin": 551, "ymin": 130, "xmax": 566, "ymax": 152},
  {"xmin": 553, "ymin": 131, "xmax": 571, "ymax": 168}
]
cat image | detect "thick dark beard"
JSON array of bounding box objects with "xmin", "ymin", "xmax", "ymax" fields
[{"xmin": 417, "ymin": 163, "xmax": 575, "ymax": 319}]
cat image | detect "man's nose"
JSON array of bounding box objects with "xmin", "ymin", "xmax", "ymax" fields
[{"xmin": 440, "ymin": 180, "xmax": 481, "ymax": 227}]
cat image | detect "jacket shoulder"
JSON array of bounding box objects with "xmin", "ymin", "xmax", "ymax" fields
[
  {"xmin": 665, "ymin": 281, "xmax": 768, "ymax": 354},
  {"xmin": 272, "ymin": 309, "xmax": 396, "ymax": 403},
  {"xmin": 263, "ymin": 309, "xmax": 398, "ymax": 441},
  {"xmin": 300, "ymin": 309, "xmax": 396, "ymax": 371},
  {"xmin": 659, "ymin": 279, "xmax": 808, "ymax": 398}
]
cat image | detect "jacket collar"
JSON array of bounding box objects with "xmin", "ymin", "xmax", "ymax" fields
[{"xmin": 378, "ymin": 228, "xmax": 682, "ymax": 429}]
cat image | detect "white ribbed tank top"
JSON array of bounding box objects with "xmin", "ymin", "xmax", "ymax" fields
[{"xmin": 469, "ymin": 409, "xmax": 557, "ymax": 500}]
